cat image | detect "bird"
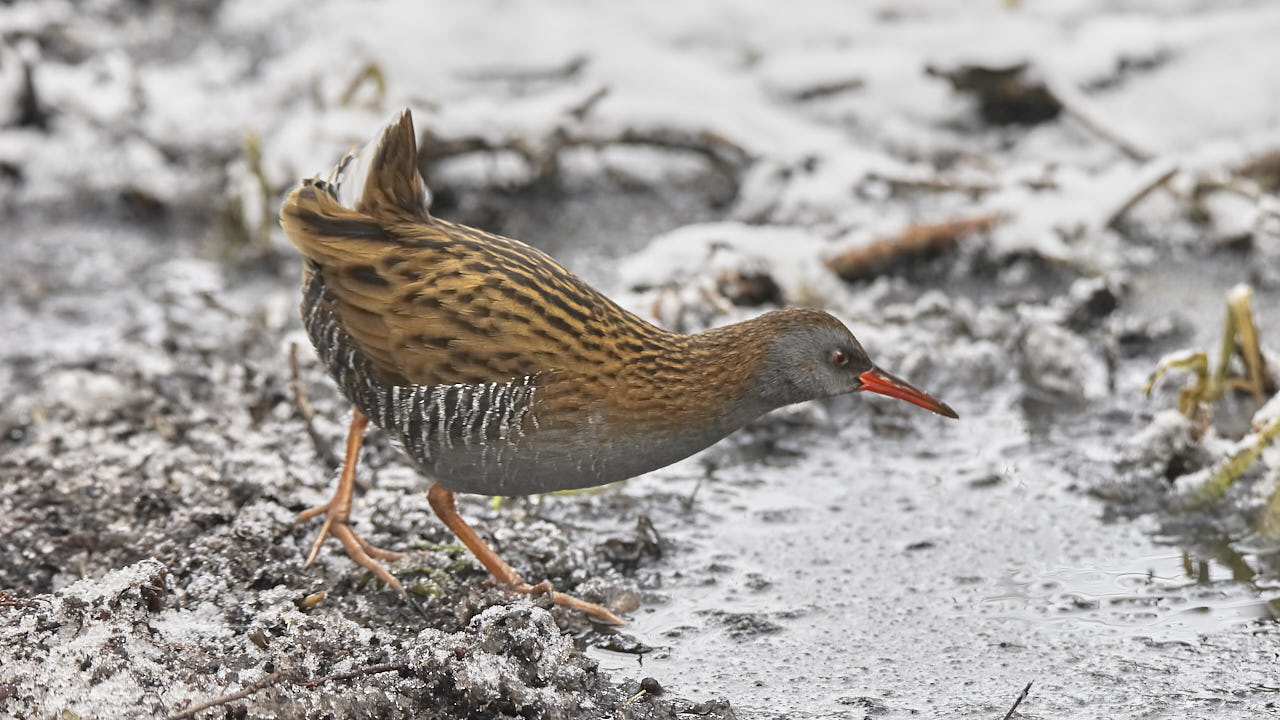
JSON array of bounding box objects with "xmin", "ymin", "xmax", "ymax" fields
[{"xmin": 279, "ymin": 109, "xmax": 957, "ymax": 626}]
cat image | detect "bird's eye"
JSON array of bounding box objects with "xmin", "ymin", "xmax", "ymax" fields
[{"xmin": 832, "ymin": 349, "xmax": 849, "ymax": 367}]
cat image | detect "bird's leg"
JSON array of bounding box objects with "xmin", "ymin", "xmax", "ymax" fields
[
  {"xmin": 426, "ymin": 484, "xmax": 625, "ymax": 626},
  {"xmin": 297, "ymin": 408, "xmax": 405, "ymax": 591}
]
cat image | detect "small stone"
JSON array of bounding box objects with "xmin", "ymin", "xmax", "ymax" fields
[{"xmin": 640, "ymin": 676, "xmax": 664, "ymax": 696}]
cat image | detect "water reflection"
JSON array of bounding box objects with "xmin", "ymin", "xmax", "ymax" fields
[{"xmin": 986, "ymin": 541, "xmax": 1280, "ymax": 641}]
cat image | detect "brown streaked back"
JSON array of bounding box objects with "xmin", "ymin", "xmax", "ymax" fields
[{"xmin": 279, "ymin": 112, "xmax": 678, "ymax": 402}]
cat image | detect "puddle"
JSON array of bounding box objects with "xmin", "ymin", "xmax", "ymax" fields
[{"xmin": 985, "ymin": 550, "xmax": 1280, "ymax": 644}]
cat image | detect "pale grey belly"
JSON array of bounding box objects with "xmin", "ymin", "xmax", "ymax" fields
[{"xmin": 409, "ymin": 419, "xmax": 741, "ymax": 496}]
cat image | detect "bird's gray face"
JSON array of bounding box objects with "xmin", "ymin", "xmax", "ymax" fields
[
  {"xmin": 758, "ymin": 324, "xmax": 874, "ymax": 406},
  {"xmin": 758, "ymin": 319, "xmax": 958, "ymax": 418}
]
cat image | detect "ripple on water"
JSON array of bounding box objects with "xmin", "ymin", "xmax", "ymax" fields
[{"xmin": 982, "ymin": 550, "xmax": 1280, "ymax": 642}]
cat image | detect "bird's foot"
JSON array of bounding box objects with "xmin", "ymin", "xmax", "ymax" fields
[
  {"xmin": 509, "ymin": 577, "xmax": 625, "ymax": 626},
  {"xmin": 426, "ymin": 485, "xmax": 626, "ymax": 625},
  {"xmin": 297, "ymin": 500, "xmax": 405, "ymax": 593}
]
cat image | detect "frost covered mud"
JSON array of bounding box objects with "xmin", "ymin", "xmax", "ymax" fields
[{"xmin": 3, "ymin": 1, "xmax": 1280, "ymax": 719}]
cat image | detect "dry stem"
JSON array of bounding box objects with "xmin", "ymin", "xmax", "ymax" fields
[
  {"xmin": 290, "ymin": 342, "xmax": 340, "ymax": 470},
  {"xmin": 1105, "ymin": 162, "xmax": 1179, "ymax": 229},
  {"xmin": 1045, "ymin": 76, "xmax": 1154, "ymax": 162},
  {"xmin": 168, "ymin": 670, "xmax": 287, "ymax": 720},
  {"xmin": 824, "ymin": 214, "xmax": 1004, "ymax": 281},
  {"xmin": 168, "ymin": 662, "xmax": 412, "ymax": 719},
  {"xmin": 1000, "ymin": 681, "xmax": 1033, "ymax": 720}
]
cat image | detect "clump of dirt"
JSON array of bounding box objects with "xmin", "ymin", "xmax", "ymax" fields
[{"xmin": 0, "ymin": 559, "xmax": 718, "ymax": 719}]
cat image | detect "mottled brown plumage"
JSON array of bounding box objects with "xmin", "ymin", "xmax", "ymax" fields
[
  {"xmin": 280, "ymin": 110, "xmax": 956, "ymax": 625},
  {"xmin": 284, "ymin": 172, "xmax": 813, "ymax": 435}
]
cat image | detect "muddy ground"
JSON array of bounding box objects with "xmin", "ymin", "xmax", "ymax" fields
[{"xmin": 2, "ymin": 1, "xmax": 1280, "ymax": 719}]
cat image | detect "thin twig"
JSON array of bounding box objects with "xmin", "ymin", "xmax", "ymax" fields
[
  {"xmin": 169, "ymin": 661, "xmax": 411, "ymax": 719},
  {"xmin": 418, "ymin": 122, "xmax": 752, "ymax": 184},
  {"xmin": 1105, "ymin": 162, "xmax": 1179, "ymax": 229},
  {"xmin": 289, "ymin": 343, "xmax": 316, "ymax": 421},
  {"xmin": 789, "ymin": 76, "xmax": 864, "ymax": 101},
  {"xmin": 304, "ymin": 662, "xmax": 408, "ymax": 687},
  {"xmin": 567, "ymin": 86, "xmax": 610, "ymax": 120},
  {"xmin": 459, "ymin": 54, "xmax": 589, "ymax": 83},
  {"xmin": 168, "ymin": 670, "xmax": 286, "ymax": 720},
  {"xmin": 0, "ymin": 591, "xmax": 41, "ymax": 608},
  {"xmin": 682, "ymin": 477, "xmax": 702, "ymax": 511},
  {"xmin": 1000, "ymin": 681, "xmax": 1033, "ymax": 720},
  {"xmin": 865, "ymin": 171, "xmax": 998, "ymax": 197},
  {"xmin": 338, "ymin": 61, "xmax": 387, "ymax": 110},
  {"xmin": 1045, "ymin": 76, "xmax": 1153, "ymax": 162},
  {"xmin": 196, "ymin": 290, "xmax": 239, "ymax": 318},
  {"xmin": 290, "ymin": 342, "xmax": 340, "ymax": 470}
]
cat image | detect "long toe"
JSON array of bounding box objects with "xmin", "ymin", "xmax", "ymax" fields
[
  {"xmin": 331, "ymin": 523, "xmax": 404, "ymax": 594},
  {"xmin": 296, "ymin": 500, "xmax": 404, "ymax": 592},
  {"xmin": 297, "ymin": 497, "xmax": 344, "ymax": 566},
  {"xmin": 550, "ymin": 591, "xmax": 626, "ymax": 626},
  {"xmin": 510, "ymin": 579, "xmax": 624, "ymax": 626},
  {"xmin": 355, "ymin": 534, "xmax": 405, "ymax": 562},
  {"xmin": 295, "ymin": 502, "xmax": 331, "ymax": 524}
]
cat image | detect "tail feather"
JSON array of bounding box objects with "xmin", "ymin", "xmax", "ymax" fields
[
  {"xmin": 280, "ymin": 108, "xmax": 429, "ymax": 261},
  {"xmin": 329, "ymin": 109, "xmax": 428, "ymax": 217}
]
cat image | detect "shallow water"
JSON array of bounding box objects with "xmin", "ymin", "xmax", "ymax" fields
[{"xmin": 590, "ymin": 401, "xmax": 1280, "ymax": 717}]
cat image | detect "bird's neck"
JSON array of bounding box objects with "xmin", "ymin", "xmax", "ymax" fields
[{"xmin": 612, "ymin": 317, "xmax": 781, "ymax": 434}]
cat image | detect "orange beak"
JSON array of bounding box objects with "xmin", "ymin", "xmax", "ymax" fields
[{"xmin": 858, "ymin": 366, "xmax": 958, "ymax": 419}]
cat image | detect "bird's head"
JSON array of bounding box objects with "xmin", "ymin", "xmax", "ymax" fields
[{"xmin": 749, "ymin": 308, "xmax": 958, "ymax": 418}]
